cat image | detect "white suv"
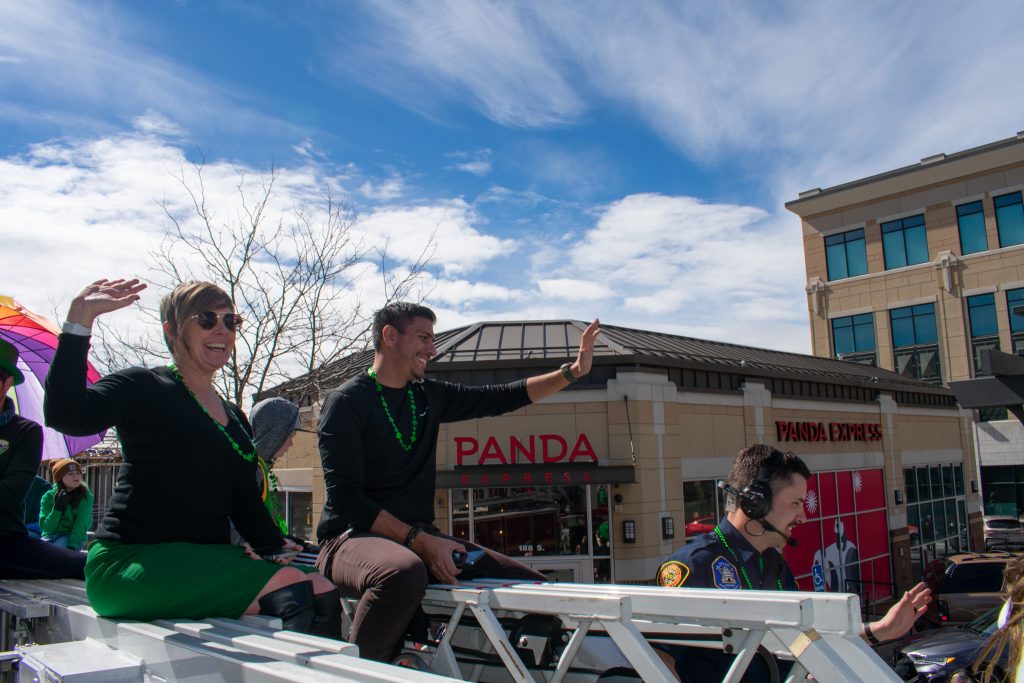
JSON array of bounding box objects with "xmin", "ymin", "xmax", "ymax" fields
[{"xmin": 983, "ymin": 515, "xmax": 1024, "ymax": 551}]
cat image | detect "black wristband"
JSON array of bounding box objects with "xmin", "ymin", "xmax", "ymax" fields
[
  {"xmin": 404, "ymin": 527, "xmax": 422, "ymax": 549},
  {"xmin": 863, "ymin": 622, "xmax": 880, "ymax": 645}
]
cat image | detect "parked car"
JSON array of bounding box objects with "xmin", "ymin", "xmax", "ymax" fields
[
  {"xmin": 983, "ymin": 516, "xmax": 1024, "ymax": 551},
  {"xmin": 921, "ymin": 552, "xmax": 1017, "ymax": 627},
  {"xmin": 684, "ymin": 516, "xmax": 716, "ymax": 537},
  {"xmin": 890, "ymin": 606, "xmax": 1006, "ymax": 681}
]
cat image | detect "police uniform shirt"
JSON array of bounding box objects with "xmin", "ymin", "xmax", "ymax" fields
[
  {"xmin": 654, "ymin": 518, "xmax": 797, "ymax": 683},
  {"xmin": 657, "ymin": 517, "xmax": 796, "ymax": 591}
]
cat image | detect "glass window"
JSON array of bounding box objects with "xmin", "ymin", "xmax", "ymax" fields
[
  {"xmin": 917, "ymin": 466, "xmax": 930, "ymax": 501},
  {"xmin": 905, "ymin": 467, "xmax": 918, "ymax": 504},
  {"xmin": 957, "ymin": 201, "xmax": 988, "ymax": 255},
  {"xmin": 683, "ymin": 480, "xmax": 723, "ymax": 540},
  {"xmin": 825, "ymin": 228, "xmax": 868, "ymax": 281},
  {"xmin": 593, "ymin": 485, "xmax": 612, "ymax": 583},
  {"xmin": 832, "ymin": 313, "xmax": 876, "ymax": 360},
  {"xmin": 472, "ymin": 486, "xmax": 589, "ymax": 557},
  {"xmin": 1008, "ymin": 289, "xmax": 1024, "ymax": 334},
  {"xmin": 890, "ymin": 304, "xmax": 941, "ymax": 382},
  {"xmin": 286, "ymin": 491, "xmax": 313, "ymax": 541},
  {"xmin": 968, "ymin": 294, "xmax": 998, "ymax": 337},
  {"xmin": 995, "ymin": 191, "xmax": 1024, "ymax": 247},
  {"xmin": 954, "ymin": 464, "xmax": 965, "ymax": 496},
  {"xmin": 882, "ymin": 214, "xmax": 929, "ymax": 269}
]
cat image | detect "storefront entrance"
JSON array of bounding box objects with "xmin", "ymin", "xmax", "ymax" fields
[{"xmin": 448, "ymin": 484, "xmax": 613, "ymax": 583}]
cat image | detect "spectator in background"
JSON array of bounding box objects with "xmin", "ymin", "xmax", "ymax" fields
[
  {"xmin": 0, "ymin": 339, "xmax": 85, "ymax": 579},
  {"xmin": 23, "ymin": 474, "xmax": 51, "ymax": 538},
  {"xmin": 39, "ymin": 458, "xmax": 93, "ymax": 551}
]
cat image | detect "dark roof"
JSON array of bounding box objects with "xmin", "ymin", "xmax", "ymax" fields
[{"xmin": 263, "ymin": 319, "xmax": 952, "ymax": 402}]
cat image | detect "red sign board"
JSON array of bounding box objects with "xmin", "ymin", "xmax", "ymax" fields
[{"xmin": 775, "ymin": 421, "xmax": 882, "ymax": 443}]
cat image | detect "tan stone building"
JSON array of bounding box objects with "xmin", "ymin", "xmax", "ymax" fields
[
  {"xmin": 786, "ymin": 131, "xmax": 1024, "ymax": 532},
  {"xmin": 267, "ymin": 320, "xmax": 973, "ymax": 602}
]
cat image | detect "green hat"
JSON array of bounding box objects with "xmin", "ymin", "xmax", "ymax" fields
[{"xmin": 0, "ymin": 339, "xmax": 25, "ymax": 386}]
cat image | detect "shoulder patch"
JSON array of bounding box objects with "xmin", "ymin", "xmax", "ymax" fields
[
  {"xmin": 0, "ymin": 439, "xmax": 8, "ymax": 455},
  {"xmin": 711, "ymin": 555, "xmax": 741, "ymax": 590},
  {"xmin": 657, "ymin": 560, "xmax": 691, "ymax": 588}
]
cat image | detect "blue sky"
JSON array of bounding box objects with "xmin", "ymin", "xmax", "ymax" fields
[{"xmin": 3, "ymin": 0, "xmax": 1024, "ymax": 357}]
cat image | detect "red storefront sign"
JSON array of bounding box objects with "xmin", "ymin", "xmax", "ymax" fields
[
  {"xmin": 775, "ymin": 420, "xmax": 882, "ymax": 443},
  {"xmin": 454, "ymin": 433, "xmax": 599, "ymax": 466}
]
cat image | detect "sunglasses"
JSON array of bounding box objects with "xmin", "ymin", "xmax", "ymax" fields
[{"xmin": 192, "ymin": 311, "xmax": 243, "ymax": 332}]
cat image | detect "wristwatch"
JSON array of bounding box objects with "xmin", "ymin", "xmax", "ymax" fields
[{"xmin": 560, "ymin": 362, "xmax": 577, "ymax": 383}]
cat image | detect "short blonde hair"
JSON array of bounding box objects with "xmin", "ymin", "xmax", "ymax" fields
[{"xmin": 160, "ymin": 281, "xmax": 233, "ymax": 358}]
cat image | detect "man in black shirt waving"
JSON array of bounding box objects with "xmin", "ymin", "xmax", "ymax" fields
[{"xmin": 315, "ymin": 303, "xmax": 599, "ymax": 662}]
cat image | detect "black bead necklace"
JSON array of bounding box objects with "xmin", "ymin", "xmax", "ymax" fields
[{"xmin": 367, "ymin": 367, "xmax": 417, "ymax": 452}]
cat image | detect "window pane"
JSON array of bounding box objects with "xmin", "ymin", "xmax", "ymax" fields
[
  {"xmin": 905, "ymin": 468, "xmax": 918, "ymax": 504},
  {"xmin": 833, "ymin": 322, "xmax": 855, "ymax": 355},
  {"xmin": 853, "ymin": 317, "xmax": 876, "ymax": 352},
  {"xmin": 933, "ymin": 501, "xmax": 946, "ymax": 544},
  {"xmin": 914, "ymin": 307, "xmax": 938, "ymax": 344},
  {"xmin": 683, "ymin": 480, "xmax": 718, "ymax": 540},
  {"xmin": 996, "ymin": 192, "xmax": 1024, "ymax": 247},
  {"xmin": 905, "ymin": 224, "xmax": 929, "ymax": 265},
  {"xmin": 907, "ymin": 504, "xmax": 920, "ymax": 545},
  {"xmin": 917, "ymin": 466, "xmax": 930, "ymax": 501},
  {"xmin": 891, "ymin": 312, "xmax": 916, "ymax": 348},
  {"xmin": 968, "ymin": 294, "xmax": 998, "ymax": 337},
  {"xmin": 954, "ymin": 464, "xmax": 964, "ymax": 496},
  {"xmin": 1008, "ymin": 289, "xmax": 1024, "ymax": 333},
  {"xmin": 883, "ymin": 230, "xmax": 907, "ymax": 269},
  {"xmin": 957, "ymin": 202, "xmax": 988, "ymax": 254},
  {"xmin": 826, "ymin": 242, "xmax": 848, "ymax": 280},
  {"xmin": 943, "ymin": 465, "xmax": 955, "ymax": 498},
  {"xmin": 846, "ymin": 238, "xmax": 868, "ymax": 277}
]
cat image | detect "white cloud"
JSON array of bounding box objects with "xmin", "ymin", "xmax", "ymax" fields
[
  {"xmin": 0, "ymin": 55, "xmax": 24, "ymax": 64},
  {"xmin": 355, "ymin": 200, "xmax": 517, "ymax": 276},
  {"xmin": 359, "ymin": 173, "xmax": 405, "ymax": 201},
  {"xmin": 537, "ymin": 278, "xmax": 615, "ymax": 302},
  {"xmin": 329, "ymin": 0, "xmax": 584, "ymax": 127},
  {"xmin": 446, "ymin": 148, "xmax": 492, "ymax": 176},
  {"xmin": 0, "ymin": 1, "xmax": 302, "ymax": 140}
]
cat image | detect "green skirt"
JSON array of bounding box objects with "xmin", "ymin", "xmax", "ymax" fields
[{"xmin": 85, "ymin": 539, "xmax": 282, "ymax": 620}]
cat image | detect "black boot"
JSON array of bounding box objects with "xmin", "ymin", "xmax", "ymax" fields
[
  {"xmin": 311, "ymin": 588, "xmax": 343, "ymax": 640},
  {"xmin": 258, "ymin": 582, "xmax": 315, "ymax": 633}
]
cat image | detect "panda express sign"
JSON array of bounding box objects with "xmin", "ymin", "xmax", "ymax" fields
[
  {"xmin": 775, "ymin": 420, "xmax": 883, "ymax": 443},
  {"xmin": 438, "ymin": 431, "xmax": 636, "ymax": 488}
]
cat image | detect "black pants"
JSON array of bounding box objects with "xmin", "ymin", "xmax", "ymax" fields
[
  {"xmin": 316, "ymin": 526, "xmax": 544, "ymax": 661},
  {"xmin": 0, "ymin": 533, "xmax": 86, "ymax": 579}
]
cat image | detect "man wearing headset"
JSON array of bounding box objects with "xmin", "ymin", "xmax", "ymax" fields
[{"xmin": 655, "ymin": 444, "xmax": 931, "ymax": 682}]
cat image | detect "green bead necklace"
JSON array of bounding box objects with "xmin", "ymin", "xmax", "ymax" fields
[
  {"xmin": 714, "ymin": 525, "xmax": 784, "ymax": 592},
  {"xmin": 260, "ymin": 459, "xmax": 289, "ymax": 534},
  {"xmin": 168, "ymin": 364, "xmax": 256, "ymax": 464},
  {"xmin": 367, "ymin": 368, "xmax": 418, "ymax": 452}
]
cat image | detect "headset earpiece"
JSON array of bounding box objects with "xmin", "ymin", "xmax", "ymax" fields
[{"xmin": 738, "ymin": 480, "xmax": 772, "ymax": 519}]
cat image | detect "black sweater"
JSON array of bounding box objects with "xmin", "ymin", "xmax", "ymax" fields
[
  {"xmin": 44, "ymin": 334, "xmax": 282, "ymax": 549},
  {"xmin": 0, "ymin": 399, "xmax": 43, "ymax": 540},
  {"xmin": 317, "ymin": 372, "xmax": 531, "ymax": 543}
]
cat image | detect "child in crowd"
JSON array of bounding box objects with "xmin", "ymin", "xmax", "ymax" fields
[{"xmin": 39, "ymin": 458, "xmax": 93, "ymax": 551}]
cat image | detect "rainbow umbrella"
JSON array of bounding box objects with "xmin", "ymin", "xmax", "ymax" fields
[{"xmin": 0, "ymin": 296, "xmax": 106, "ymax": 460}]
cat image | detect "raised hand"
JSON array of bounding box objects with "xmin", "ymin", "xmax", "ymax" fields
[
  {"xmin": 67, "ymin": 278, "xmax": 147, "ymax": 326},
  {"xmin": 573, "ymin": 319, "xmax": 601, "ymax": 377}
]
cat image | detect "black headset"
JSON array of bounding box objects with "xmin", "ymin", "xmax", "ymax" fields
[{"xmin": 734, "ymin": 449, "xmax": 784, "ymax": 520}]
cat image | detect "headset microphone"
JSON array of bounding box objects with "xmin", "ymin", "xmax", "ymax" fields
[{"xmin": 760, "ymin": 518, "xmax": 799, "ymax": 547}]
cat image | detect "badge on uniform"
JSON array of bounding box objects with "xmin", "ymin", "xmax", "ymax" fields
[
  {"xmin": 658, "ymin": 560, "xmax": 690, "ymax": 588},
  {"xmin": 712, "ymin": 556, "xmax": 741, "ymax": 589},
  {"xmin": 0, "ymin": 439, "xmax": 8, "ymax": 456}
]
